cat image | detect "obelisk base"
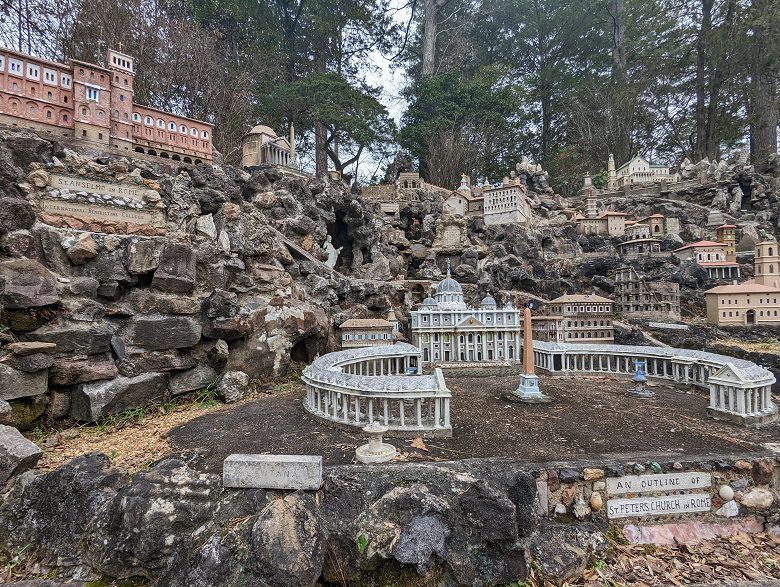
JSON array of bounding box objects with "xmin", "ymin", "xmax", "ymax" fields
[{"xmin": 511, "ymin": 373, "xmax": 552, "ymax": 403}]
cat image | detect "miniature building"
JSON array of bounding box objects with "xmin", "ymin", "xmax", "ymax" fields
[
  {"xmin": 614, "ymin": 267, "xmax": 681, "ymax": 320},
  {"xmin": 340, "ymin": 316, "xmax": 396, "ymax": 348},
  {"xmin": 674, "ymin": 239, "xmax": 740, "ymax": 280},
  {"xmin": 575, "ymin": 210, "xmax": 629, "ymax": 236},
  {"xmin": 410, "ymin": 267, "xmax": 523, "ymax": 363},
  {"xmin": 443, "ymin": 174, "xmax": 484, "ymax": 217},
  {"xmin": 241, "ymin": 124, "xmax": 295, "ymax": 168},
  {"xmin": 482, "ymin": 175, "xmax": 532, "ymax": 226},
  {"xmin": 608, "ymin": 153, "xmax": 679, "ymax": 189},
  {"xmin": 535, "ymin": 294, "xmax": 615, "ymax": 343},
  {"xmin": 624, "ymin": 221, "xmax": 651, "ymax": 240},
  {"xmin": 0, "ymin": 47, "xmax": 212, "ymax": 162},
  {"xmin": 617, "ymin": 238, "xmax": 661, "ymax": 256},
  {"xmin": 398, "ymin": 171, "xmax": 422, "ymax": 189},
  {"xmin": 716, "ymin": 224, "xmax": 737, "ymax": 262},
  {"xmin": 705, "ymin": 239, "xmax": 780, "ymax": 326}
]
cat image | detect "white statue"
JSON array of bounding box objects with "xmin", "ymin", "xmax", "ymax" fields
[{"xmin": 323, "ymin": 235, "xmax": 341, "ymax": 268}]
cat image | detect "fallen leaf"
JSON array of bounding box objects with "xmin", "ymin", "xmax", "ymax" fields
[{"xmin": 410, "ymin": 437, "xmax": 429, "ymax": 451}]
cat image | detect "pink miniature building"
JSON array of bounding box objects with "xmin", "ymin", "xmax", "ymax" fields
[{"xmin": 0, "ymin": 47, "xmax": 212, "ymax": 163}]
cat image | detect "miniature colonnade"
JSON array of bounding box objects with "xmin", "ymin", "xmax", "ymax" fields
[
  {"xmin": 301, "ymin": 343, "xmax": 452, "ymax": 437},
  {"xmin": 528, "ymin": 341, "xmax": 777, "ymax": 426}
]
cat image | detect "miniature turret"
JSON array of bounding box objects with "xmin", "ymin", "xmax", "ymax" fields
[{"xmin": 607, "ymin": 153, "xmax": 617, "ymax": 189}]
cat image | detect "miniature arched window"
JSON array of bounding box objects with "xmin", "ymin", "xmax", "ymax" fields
[
  {"xmin": 202, "ymin": 130, "xmax": 209, "ymax": 139},
  {"xmin": 168, "ymin": 121, "xmax": 176, "ymax": 131},
  {"xmin": 190, "ymin": 127, "xmax": 198, "ymax": 137},
  {"xmin": 144, "ymin": 115, "xmax": 153, "ymax": 125},
  {"xmin": 179, "ymin": 124, "xmax": 187, "ymax": 133},
  {"xmin": 770, "ymin": 264, "xmax": 775, "ymax": 274},
  {"xmin": 157, "ymin": 118, "xmax": 165, "ymax": 128},
  {"xmin": 132, "ymin": 112, "xmax": 140, "ymax": 122},
  {"xmin": 769, "ymin": 247, "xmax": 774, "ymax": 256}
]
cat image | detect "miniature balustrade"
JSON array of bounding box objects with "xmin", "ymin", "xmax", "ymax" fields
[
  {"xmin": 301, "ymin": 343, "xmax": 452, "ymax": 437},
  {"xmin": 527, "ymin": 341, "xmax": 776, "ymax": 426}
]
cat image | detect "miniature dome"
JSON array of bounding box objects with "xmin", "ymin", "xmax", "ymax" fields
[
  {"xmin": 248, "ymin": 124, "xmax": 277, "ymax": 137},
  {"xmin": 422, "ymin": 296, "xmax": 437, "ymax": 308},
  {"xmin": 480, "ymin": 295, "xmax": 497, "ymax": 308},
  {"xmin": 433, "ymin": 260, "xmax": 467, "ymax": 310},
  {"xmin": 436, "ymin": 274, "xmax": 462, "ymax": 295}
]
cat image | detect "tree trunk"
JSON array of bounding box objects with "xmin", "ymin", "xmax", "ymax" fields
[
  {"xmin": 422, "ymin": 0, "xmax": 438, "ymax": 76},
  {"xmin": 314, "ymin": 121, "xmax": 328, "ymax": 176},
  {"xmin": 749, "ymin": 0, "xmax": 778, "ymax": 168},
  {"xmin": 610, "ymin": 0, "xmax": 627, "ymax": 83},
  {"xmin": 694, "ymin": 0, "xmax": 714, "ymax": 161}
]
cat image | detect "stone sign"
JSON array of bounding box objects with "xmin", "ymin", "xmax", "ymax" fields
[
  {"xmin": 607, "ymin": 493, "xmax": 712, "ymax": 519},
  {"xmin": 40, "ymin": 199, "xmax": 162, "ymax": 226},
  {"xmin": 50, "ymin": 174, "xmax": 146, "ymax": 202},
  {"xmin": 222, "ymin": 454, "xmax": 323, "ymax": 490},
  {"xmin": 607, "ymin": 472, "xmax": 712, "ymax": 496}
]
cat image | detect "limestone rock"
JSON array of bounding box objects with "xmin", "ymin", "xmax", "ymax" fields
[
  {"xmin": 0, "ymin": 259, "xmax": 59, "ymax": 308},
  {"xmin": 217, "ymin": 370, "xmax": 249, "ymax": 403},
  {"xmin": 130, "ymin": 315, "xmax": 201, "ymax": 351},
  {"xmin": 715, "ymin": 500, "xmax": 739, "ymax": 518},
  {"xmin": 71, "ymin": 372, "xmax": 169, "ymax": 422},
  {"xmin": 126, "ymin": 238, "xmax": 162, "ymax": 274},
  {"xmin": 529, "ymin": 523, "xmax": 607, "ymax": 584},
  {"xmin": 5, "ymin": 341, "xmax": 57, "ymax": 356},
  {"xmin": 117, "ymin": 348, "xmax": 197, "ymax": 377},
  {"xmin": 49, "ymin": 355, "xmax": 118, "ymax": 386},
  {"xmin": 24, "ymin": 322, "xmax": 115, "ymax": 355},
  {"xmin": 0, "ymin": 364, "xmax": 48, "ymax": 401},
  {"xmin": 151, "ymin": 242, "xmax": 196, "ymax": 294},
  {"xmin": 0, "ymin": 424, "xmax": 42, "ymax": 485},
  {"xmin": 169, "ymin": 365, "xmax": 218, "ymax": 396},
  {"xmin": 196, "ymin": 214, "xmax": 218, "ymax": 240},
  {"xmin": 740, "ymin": 488, "xmax": 774, "ymax": 509},
  {"xmin": 251, "ymin": 494, "xmax": 323, "ymax": 586},
  {"xmin": 66, "ymin": 234, "xmax": 99, "ymax": 265}
]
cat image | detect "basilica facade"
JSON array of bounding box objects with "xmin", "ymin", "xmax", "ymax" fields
[{"xmin": 410, "ymin": 268, "xmax": 523, "ymax": 363}]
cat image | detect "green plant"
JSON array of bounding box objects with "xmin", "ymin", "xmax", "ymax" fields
[
  {"xmin": 2, "ymin": 542, "xmax": 35, "ymax": 578},
  {"xmin": 356, "ymin": 533, "xmax": 369, "ymax": 555}
]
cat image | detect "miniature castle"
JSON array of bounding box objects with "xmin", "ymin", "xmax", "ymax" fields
[{"xmin": 0, "ymin": 46, "xmax": 212, "ymax": 163}]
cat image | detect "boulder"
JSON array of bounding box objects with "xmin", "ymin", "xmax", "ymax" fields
[
  {"xmin": 0, "ymin": 424, "xmax": 42, "ymax": 485},
  {"xmin": 217, "ymin": 371, "xmax": 249, "ymax": 403},
  {"xmin": 251, "ymin": 494, "xmax": 323, "ymax": 586},
  {"xmin": 0, "ymin": 259, "xmax": 59, "ymax": 308},
  {"xmin": 152, "ymin": 242, "xmax": 196, "ymax": 293},
  {"xmin": 130, "ymin": 315, "xmax": 202, "ymax": 350},
  {"xmin": 0, "ymin": 396, "xmax": 48, "ymax": 430},
  {"xmin": 0, "ymin": 197, "xmax": 35, "ymax": 234},
  {"xmin": 6, "ymin": 352, "xmax": 54, "ymax": 372},
  {"xmin": 117, "ymin": 348, "xmax": 197, "ymax": 377},
  {"xmin": 169, "ymin": 365, "xmax": 218, "ymax": 396},
  {"xmin": 126, "ymin": 238, "xmax": 162, "ymax": 275},
  {"xmin": 0, "ymin": 364, "xmax": 48, "ymax": 401},
  {"xmin": 529, "ymin": 523, "xmax": 607, "ymax": 583},
  {"xmin": 70, "ymin": 372, "xmax": 169, "ymax": 422},
  {"xmin": 24, "ymin": 322, "xmax": 115, "ymax": 355},
  {"xmin": 66, "ymin": 234, "xmax": 99, "ymax": 265},
  {"xmin": 49, "ymin": 355, "xmax": 118, "ymax": 386}
]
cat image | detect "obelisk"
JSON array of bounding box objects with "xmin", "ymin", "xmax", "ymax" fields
[{"xmin": 513, "ymin": 302, "xmax": 551, "ymax": 402}]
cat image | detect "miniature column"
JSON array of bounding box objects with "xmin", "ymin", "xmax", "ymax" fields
[{"xmin": 512, "ymin": 303, "xmax": 551, "ymax": 403}]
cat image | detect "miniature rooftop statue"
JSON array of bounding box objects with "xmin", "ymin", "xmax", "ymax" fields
[{"xmin": 626, "ymin": 359, "xmax": 654, "ymax": 398}]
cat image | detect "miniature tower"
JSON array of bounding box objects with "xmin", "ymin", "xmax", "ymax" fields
[
  {"xmin": 715, "ymin": 224, "xmax": 737, "ymax": 263},
  {"xmin": 289, "ymin": 122, "xmax": 296, "ymax": 164},
  {"xmin": 607, "ymin": 153, "xmax": 617, "ymax": 189},
  {"xmin": 754, "ymin": 238, "xmax": 780, "ymax": 289},
  {"xmin": 387, "ymin": 309, "xmax": 399, "ymax": 336},
  {"xmin": 513, "ymin": 302, "xmax": 551, "ymax": 402}
]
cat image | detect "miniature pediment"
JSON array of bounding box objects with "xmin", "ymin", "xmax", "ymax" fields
[{"xmin": 457, "ymin": 316, "xmax": 485, "ymax": 328}]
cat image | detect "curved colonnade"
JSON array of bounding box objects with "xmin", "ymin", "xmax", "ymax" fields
[
  {"xmin": 301, "ymin": 343, "xmax": 452, "ymax": 437},
  {"xmin": 529, "ymin": 341, "xmax": 777, "ymax": 426}
]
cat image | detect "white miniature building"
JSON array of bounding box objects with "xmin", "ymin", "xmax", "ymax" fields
[
  {"xmin": 410, "ymin": 266, "xmax": 523, "ymax": 363},
  {"xmin": 443, "ymin": 174, "xmax": 484, "ymax": 217},
  {"xmin": 608, "ymin": 153, "xmax": 679, "ymax": 189},
  {"xmin": 241, "ymin": 124, "xmax": 296, "ymax": 168},
  {"xmin": 482, "ymin": 175, "xmax": 531, "ymax": 226}
]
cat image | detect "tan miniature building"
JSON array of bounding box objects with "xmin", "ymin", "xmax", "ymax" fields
[
  {"xmin": 614, "ymin": 266, "xmax": 681, "ymax": 320},
  {"xmin": 675, "ymin": 239, "xmax": 740, "ymax": 280},
  {"xmin": 705, "ymin": 239, "xmax": 780, "ymax": 326},
  {"xmin": 340, "ymin": 317, "xmax": 396, "ymax": 348},
  {"xmin": 541, "ymin": 294, "xmax": 615, "ymax": 343},
  {"xmin": 716, "ymin": 224, "xmax": 737, "ymax": 263},
  {"xmin": 617, "ymin": 238, "xmax": 661, "ymax": 256},
  {"xmin": 576, "ymin": 211, "xmax": 629, "ymax": 237},
  {"xmin": 241, "ymin": 124, "xmax": 295, "ymax": 168},
  {"xmin": 0, "ymin": 47, "xmax": 212, "ymax": 162},
  {"xmin": 624, "ymin": 221, "xmax": 651, "ymax": 240}
]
